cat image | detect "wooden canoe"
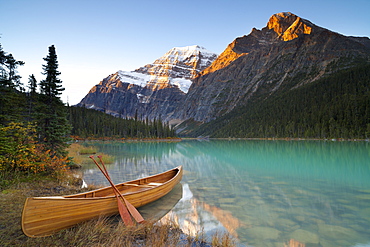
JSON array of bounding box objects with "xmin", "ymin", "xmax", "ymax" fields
[{"xmin": 22, "ymin": 166, "xmax": 183, "ymax": 237}]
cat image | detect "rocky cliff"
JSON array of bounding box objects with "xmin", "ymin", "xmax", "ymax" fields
[
  {"xmin": 78, "ymin": 45, "xmax": 217, "ymax": 119},
  {"xmin": 172, "ymin": 12, "xmax": 370, "ymax": 123}
]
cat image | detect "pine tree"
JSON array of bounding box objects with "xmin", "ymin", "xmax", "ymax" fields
[
  {"xmin": 39, "ymin": 45, "xmax": 64, "ymax": 102},
  {"xmin": 28, "ymin": 74, "xmax": 37, "ymax": 94},
  {"xmin": 37, "ymin": 45, "xmax": 70, "ymax": 157},
  {"xmin": 26, "ymin": 74, "xmax": 38, "ymax": 121},
  {"xmin": 4, "ymin": 54, "xmax": 25, "ymax": 90},
  {"xmin": 0, "ymin": 43, "xmax": 25, "ymax": 124},
  {"xmin": 0, "ymin": 43, "xmax": 7, "ymax": 82}
]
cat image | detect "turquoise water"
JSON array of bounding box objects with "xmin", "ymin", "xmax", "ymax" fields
[{"xmin": 81, "ymin": 140, "xmax": 370, "ymax": 247}]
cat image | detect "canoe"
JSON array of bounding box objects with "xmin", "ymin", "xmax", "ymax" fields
[{"xmin": 22, "ymin": 166, "xmax": 183, "ymax": 237}]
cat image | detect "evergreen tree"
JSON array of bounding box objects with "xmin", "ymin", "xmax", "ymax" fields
[
  {"xmin": 37, "ymin": 45, "xmax": 70, "ymax": 157},
  {"xmin": 4, "ymin": 54, "xmax": 25, "ymax": 90},
  {"xmin": 0, "ymin": 43, "xmax": 26, "ymax": 124},
  {"xmin": 28, "ymin": 74, "xmax": 37, "ymax": 94},
  {"xmin": 39, "ymin": 45, "xmax": 64, "ymax": 101},
  {"xmin": 0, "ymin": 43, "xmax": 7, "ymax": 81},
  {"xmin": 26, "ymin": 74, "xmax": 38, "ymax": 121}
]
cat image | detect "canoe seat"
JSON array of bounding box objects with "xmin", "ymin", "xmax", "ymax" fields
[
  {"xmin": 148, "ymin": 182, "xmax": 162, "ymax": 186},
  {"xmin": 124, "ymin": 182, "xmax": 162, "ymax": 188}
]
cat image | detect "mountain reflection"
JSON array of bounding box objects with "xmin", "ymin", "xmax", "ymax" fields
[{"xmin": 161, "ymin": 183, "xmax": 243, "ymax": 239}]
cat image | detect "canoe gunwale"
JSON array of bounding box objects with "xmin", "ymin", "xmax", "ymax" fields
[{"xmin": 32, "ymin": 166, "xmax": 182, "ymax": 200}]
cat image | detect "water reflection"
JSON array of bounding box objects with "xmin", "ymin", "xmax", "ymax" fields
[
  {"xmin": 81, "ymin": 140, "xmax": 370, "ymax": 247},
  {"xmin": 161, "ymin": 183, "xmax": 243, "ymax": 239},
  {"xmin": 138, "ymin": 183, "xmax": 183, "ymax": 221}
]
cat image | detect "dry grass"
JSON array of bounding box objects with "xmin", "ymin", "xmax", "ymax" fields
[
  {"xmin": 211, "ymin": 231, "xmax": 237, "ymax": 247},
  {"xmin": 0, "ymin": 179, "xmax": 98, "ymax": 246},
  {"xmin": 79, "ymin": 146, "xmax": 98, "ymax": 155},
  {"xmin": 20, "ymin": 217, "xmax": 184, "ymax": 247},
  {"xmin": 68, "ymin": 143, "xmax": 115, "ymax": 165}
]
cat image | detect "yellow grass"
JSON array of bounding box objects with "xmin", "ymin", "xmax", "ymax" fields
[{"xmin": 68, "ymin": 143, "xmax": 115, "ymax": 165}]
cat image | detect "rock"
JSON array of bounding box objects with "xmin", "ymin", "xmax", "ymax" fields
[
  {"xmin": 275, "ymin": 218, "xmax": 298, "ymax": 229},
  {"xmin": 68, "ymin": 163, "xmax": 82, "ymax": 169},
  {"xmin": 218, "ymin": 197, "xmax": 236, "ymax": 204},
  {"xmin": 318, "ymin": 223, "xmax": 360, "ymax": 240},
  {"xmin": 267, "ymin": 12, "xmax": 313, "ymax": 41},
  {"xmin": 290, "ymin": 229, "xmax": 319, "ymax": 244},
  {"xmin": 245, "ymin": 226, "xmax": 280, "ymax": 240}
]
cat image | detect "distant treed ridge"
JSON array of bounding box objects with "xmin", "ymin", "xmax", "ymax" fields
[
  {"xmin": 68, "ymin": 106, "xmax": 176, "ymax": 139},
  {"xmin": 187, "ymin": 64, "xmax": 370, "ymax": 139}
]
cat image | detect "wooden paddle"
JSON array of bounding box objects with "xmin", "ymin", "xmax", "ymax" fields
[
  {"xmin": 89, "ymin": 156, "xmax": 133, "ymax": 226},
  {"xmin": 97, "ymin": 155, "xmax": 144, "ymax": 223}
]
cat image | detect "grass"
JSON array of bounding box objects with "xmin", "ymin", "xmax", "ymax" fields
[
  {"xmin": 68, "ymin": 143, "xmax": 115, "ymax": 166},
  {"xmin": 79, "ymin": 146, "xmax": 98, "ymax": 154},
  {"xmin": 0, "ymin": 178, "xmax": 236, "ymax": 246}
]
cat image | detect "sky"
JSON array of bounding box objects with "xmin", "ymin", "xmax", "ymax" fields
[{"xmin": 1, "ymin": 0, "xmax": 369, "ymax": 105}]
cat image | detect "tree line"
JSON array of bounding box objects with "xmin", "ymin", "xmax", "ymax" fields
[
  {"xmin": 187, "ymin": 63, "xmax": 370, "ymax": 139},
  {"xmin": 68, "ymin": 106, "xmax": 175, "ymax": 139}
]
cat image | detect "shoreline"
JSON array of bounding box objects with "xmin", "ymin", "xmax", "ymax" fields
[
  {"xmin": 71, "ymin": 137, "xmax": 183, "ymax": 142},
  {"xmin": 71, "ymin": 136, "xmax": 369, "ymax": 143},
  {"xmin": 200, "ymin": 137, "xmax": 370, "ymax": 142}
]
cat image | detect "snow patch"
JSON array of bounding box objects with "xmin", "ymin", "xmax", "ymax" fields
[
  {"xmin": 117, "ymin": 71, "xmax": 150, "ymax": 87},
  {"xmin": 170, "ymin": 78, "xmax": 192, "ymax": 93}
]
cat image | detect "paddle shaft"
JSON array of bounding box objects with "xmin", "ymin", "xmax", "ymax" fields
[
  {"xmin": 97, "ymin": 156, "xmax": 144, "ymax": 223},
  {"xmin": 89, "ymin": 156, "xmax": 133, "ymax": 225}
]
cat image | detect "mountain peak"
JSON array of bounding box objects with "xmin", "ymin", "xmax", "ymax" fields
[
  {"xmin": 164, "ymin": 45, "xmax": 213, "ymax": 56},
  {"xmin": 171, "ymin": 45, "xmax": 213, "ymax": 53},
  {"xmin": 267, "ymin": 12, "xmax": 313, "ymax": 41},
  {"xmin": 135, "ymin": 45, "xmax": 218, "ymax": 92}
]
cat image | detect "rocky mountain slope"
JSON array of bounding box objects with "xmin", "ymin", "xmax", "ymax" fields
[
  {"xmin": 78, "ymin": 45, "xmax": 217, "ymax": 119},
  {"xmin": 172, "ymin": 12, "xmax": 370, "ymax": 123}
]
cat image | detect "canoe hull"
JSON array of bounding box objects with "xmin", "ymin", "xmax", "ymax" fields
[{"xmin": 22, "ymin": 166, "xmax": 183, "ymax": 237}]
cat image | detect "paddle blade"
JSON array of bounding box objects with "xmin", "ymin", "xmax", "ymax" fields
[
  {"xmin": 117, "ymin": 196, "xmax": 134, "ymax": 226},
  {"xmin": 122, "ymin": 196, "xmax": 145, "ymax": 223},
  {"xmin": 90, "ymin": 155, "xmax": 144, "ymax": 224}
]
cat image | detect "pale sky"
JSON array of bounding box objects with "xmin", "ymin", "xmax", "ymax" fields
[{"xmin": 1, "ymin": 0, "xmax": 369, "ymax": 105}]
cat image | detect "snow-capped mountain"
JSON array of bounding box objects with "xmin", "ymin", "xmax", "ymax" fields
[
  {"xmin": 115, "ymin": 45, "xmax": 217, "ymax": 94},
  {"xmin": 77, "ymin": 45, "xmax": 217, "ymax": 119}
]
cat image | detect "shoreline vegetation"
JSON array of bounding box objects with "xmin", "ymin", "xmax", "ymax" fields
[
  {"xmin": 71, "ymin": 136, "xmax": 369, "ymax": 142},
  {"xmin": 201, "ymin": 137, "xmax": 370, "ymax": 142},
  {"xmin": 0, "ymin": 142, "xmax": 236, "ymax": 247}
]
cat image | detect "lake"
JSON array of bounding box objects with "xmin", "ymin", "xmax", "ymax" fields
[{"xmin": 79, "ymin": 140, "xmax": 370, "ymax": 247}]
